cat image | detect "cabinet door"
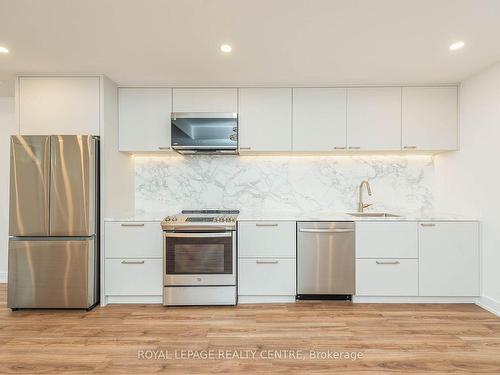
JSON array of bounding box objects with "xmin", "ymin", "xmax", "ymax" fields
[
  {"xmin": 356, "ymin": 222, "xmax": 418, "ymax": 259},
  {"xmin": 119, "ymin": 88, "xmax": 172, "ymax": 152},
  {"xmin": 19, "ymin": 76, "xmax": 100, "ymax": 135},
  {"xmin": 347, "ymin": 87, "xmax": 401, "ymax": 150},
  {"xmin": 292, "ymin": 88, "xmax": 347, "ymax": 151},
  {"xmin": 419, "ymin": 222, "xmax": 479, "ymax": 296},
  {"xmin": 238, "ymin": 258, "xmax": 296, "ymax": 296},
  {"xmin": 238, "ymin": 221, "xmax": 296, "ymax": 257},
  {"xmin": 105, "ymin": 222, "xmax": 163, "ymax": 258},
  {"xmin": 238, "ymin": 88, "xmax": 292, "ymax": 151},
  {"xmin": 402, "ymin": 87, "xmax": 458, "ymax": 151},
  {"xmin": 356, "ymin": 259, "xmax": 418, "ymax": 296},
  {"xmin": 172, "ymin": 88, "xmax": 237, "ymax": 112},
  {"xmin": 105, "ymin": 259, "xmax": 163, "ymax": 295}
]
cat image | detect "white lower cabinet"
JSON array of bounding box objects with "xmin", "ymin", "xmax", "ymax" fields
[
  {"xmin": 104, "ymin": 222, "xmax": 163, "ymax": 258},
  {"xmin": 105, "ymin": 259, "xmax": 163, "ymax": 296},
  {"xmin": 104, "ymin": 220, "xmax": 163, "ymax": 304},
  {"xmin": 238, "ymin": 258, "xmax": 296, "ymax": 296},
  {"xmin": 356, "ymin": 259, "xmax": 418, "ymax": 296},
  {"xmin": 356, "ymin": 222, "xmax": 418, "ymax": 258},
  {"xmin": 355, "ymin": 220, "xmax": 480, "ymax": 299},
  {"xmin": 238, "ymin": 221, "xmax": 296, "ymax": 257},
  {"xmin": 238, "ymin": 221, "xmax": 296, "ymax": 303},
  {"xmin": 419, "ymin": 222, "xmax": 480, "ymax": 296}
]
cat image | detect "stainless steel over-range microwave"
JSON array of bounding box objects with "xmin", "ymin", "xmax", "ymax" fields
[{"xmin": 170, "ymin": 112, "xmax": 238, "ymax": 155}]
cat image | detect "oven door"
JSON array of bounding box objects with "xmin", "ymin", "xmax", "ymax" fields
[{"xmin": 164, "ymin": 231, "xmax": 236, "ymax": 286}]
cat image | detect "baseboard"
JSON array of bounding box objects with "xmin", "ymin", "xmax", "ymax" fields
[
  {"xmin": 0, "ymin": 272, "xmax": 7, "ymax": 283},
  {"xmin": 476, "ymin": 295, "xmax": 500, "ymax": 317},
  {"xmin": 352, "ymin": 296, "xmax": 478, "ymax": 304},
  {"xmin": 238, "ymin": 295, "xmax": 296, "ymax": 304},
  {"xmin": 105, "ymin": 295, "xmax": 163, "ymax": 304}
]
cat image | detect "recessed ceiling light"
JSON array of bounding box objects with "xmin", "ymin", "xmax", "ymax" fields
[
  {"xmin": 449, "ymin": 41, "xmax": 465, "ymax": 51},
  {"xmin": 220, "ymin": 44, "xmax": 232, "ymax": 53},
  {"xmin": 0, "ymin": 46, "xmax": 10, "ymax": 54}
]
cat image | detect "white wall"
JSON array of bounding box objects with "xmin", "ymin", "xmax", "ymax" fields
[
  {"xmin": 0, "ymin": 97, "xmax": 17, "ymax": 282},
  {"xmin": 435, "ymin": 62, "xmax": 500, "ymax": 314}
]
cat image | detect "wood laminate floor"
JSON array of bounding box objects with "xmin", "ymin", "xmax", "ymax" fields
[{"xmin": 1, "ymin": 285, "xmax": 499, "ymax": 374}]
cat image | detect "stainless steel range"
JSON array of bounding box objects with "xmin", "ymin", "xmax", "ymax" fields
[{"xmin": 161, "ymin": 210, "xmax": 239, "ymax": 306}]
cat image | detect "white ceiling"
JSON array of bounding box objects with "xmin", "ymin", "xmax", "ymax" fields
[{"xmin": 1, "ymin": 0, "xmax": 500, "ymax": 92}]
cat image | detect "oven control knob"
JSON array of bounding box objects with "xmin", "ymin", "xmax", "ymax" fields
[
  {"xmin": 172, "ymin": 217, "xmax": 178, "ymax": 221},
  {"xmin": 165, "ymin": 216, "xmax": 171, "ymax": 221}
]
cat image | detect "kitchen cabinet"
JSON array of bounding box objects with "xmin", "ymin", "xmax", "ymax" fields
[
  {"xmin": 18, "ymin": 76, "xmax": 100, "ymax": 135},
  {"xmin": 419, "ymin": 222, "xmax": 479, "ymax": 296},
  {"xmin": 105, "ymin": 259, "xmax": 163, "ymax": 296},
  {"xmin": 172, "ymin": 88, "xmax": 237, "ymax": 113},
  {"xmin": 347, "ymin": 87, "xmax": 402, "ymax": 150},
  {"xmin": 104, "ymin": 221, "xmax": 163, "ymax": 258},
  {"xmin": 356, "ymin": 259, "xmax": 418, "ymax": 296},
  {"xmin": 355, "ymin": 222, "xmax": 418, "ymax": 258},
  {"xmin": 292, "ymin": 88, "xmax": 347, "ymax": 151},
  {"xmin": 104, "ymin": 220, "xmax": 163, "ymax": 303},
  {"xmin": 238, "ymin": 221, "xmax": 296, "ymax": 257},
  {"xmin": 402, "ymin": 87, "xmax": 458, "ymax": 151},
  {"xmin": 238, "ymin": 88, "xmax": 292, "ymax": 151},
  {"xmin": 118, "ymin": 88, "xmax": 173, "ymax": 152},
  {"xmin": 238, "ymin": 258, "xmax": 296, "ymax": 296},
  {"xmin": 238, "ymin": 220, "xmax": 296, "ymax": 302}
]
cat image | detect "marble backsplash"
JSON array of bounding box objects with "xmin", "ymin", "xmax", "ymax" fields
[{"xmin": 134, "ymin": 155, "xmax": 434, "ymax": 218}]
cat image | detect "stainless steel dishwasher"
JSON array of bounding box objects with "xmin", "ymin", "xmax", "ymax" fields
[{"xmin": 297, "ymin": 222, "xmax": 355, "ymax": 300}]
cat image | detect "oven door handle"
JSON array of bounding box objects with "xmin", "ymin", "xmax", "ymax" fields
[{"xmin": 164, "ymin": 232, "xmax": 232, "ymax": 238}]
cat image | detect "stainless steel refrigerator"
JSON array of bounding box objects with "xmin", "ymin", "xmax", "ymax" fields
[{"xmin": 8, "ymin": 135, "xmax": 100, "ymax": 310}]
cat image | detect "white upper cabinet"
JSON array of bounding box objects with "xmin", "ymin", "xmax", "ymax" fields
[
  {"xmin": 419, "ymin": 222, "xmax": 479, "ymax": 297},
  {"xmin": 172, "ymin": 88, "xmax": 237, "ymax": 113},
  {"xmin": 238, "ymin": 88, "xmax": 292, "ymax": 151},
  {"xmin": 347, "ymin": 87, "xmax": 402, "ymax": 150},
  {"xmin": 402, "ymin": 87, "xmax": 458, "ymax": 151},
  {"xmin": 118, "ymin": 88, "xmax": 172, "ymax": 152},
  {"xmin": 18, "ymin": 76, "xmax": 100, "ymax": 135},
  {"xmin": 292, "ymin": 88, "xmax": 347, "ymax": 151}
]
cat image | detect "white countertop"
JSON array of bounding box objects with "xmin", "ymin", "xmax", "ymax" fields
[
  {"xmin": 105, "ymin": 211, "xmax": 479, "ymax": 222},
  {"xmin": 237, "ymin": 211, "xmax": 479, "ymax": 222}
]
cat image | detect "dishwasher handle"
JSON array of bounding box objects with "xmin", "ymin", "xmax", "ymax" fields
[{"xmin": 299, "ymin": 228, "xmax": 354, "ymax": 234}]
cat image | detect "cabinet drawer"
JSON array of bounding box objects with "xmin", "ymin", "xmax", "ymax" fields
[
  {"xmin": 238, "ymin": 221, "xmax": 296, "ymax": 257},
  {"xmin": 356, "ymin": 259, "xmax": 418, "ymax": 296},
  {"xmin": 238, "ymin": 258, "xmax": 296, "ymax": 296},
  {"xmin": 356, "ymin": 222, "xmax": 418, "ymax": 258},
  {"xmin": 105, "ymin": 259, "xmax": 163, "ymax": 296},
  {"xmin": 105, "ymin": 222, "xmax": 162, "ymax": 258}
]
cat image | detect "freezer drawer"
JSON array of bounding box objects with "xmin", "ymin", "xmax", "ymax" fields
[
  {"xmin": 8, "ymin": 237, "xmax": 98, "ymax": 309},
  {"xmin": 9, "ymin": 136, "xmax": 50, "ymax": 236},
  {"xmin": 297, "ymin": 222, "xmax": 355, "ymax": 295}
]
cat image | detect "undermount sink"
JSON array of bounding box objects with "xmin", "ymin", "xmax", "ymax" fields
[{"xmin": 346, "ymin": 212, "xmax": 401, "ymax": 218}]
